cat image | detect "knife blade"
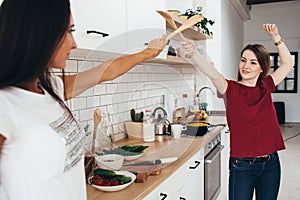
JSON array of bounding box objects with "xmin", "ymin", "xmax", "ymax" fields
[{"xmin": 123, "ymin": 157, "xmax": 178, "ymax": 166}]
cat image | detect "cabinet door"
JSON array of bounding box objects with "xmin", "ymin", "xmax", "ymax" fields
[
  {"xmin": 177, "ymin": 148, "xmax": 204, "ymax": 200},
  {"xmin": 144, "ymin": 148, "xmax": 204, "ymax": 200},
  {"xmin": 126, "ymin": 0, "xmax": 166, "ymax": 54},
  {"xmin": 71, "ymin": 0, "xmax": 127, "ymax": 52}
]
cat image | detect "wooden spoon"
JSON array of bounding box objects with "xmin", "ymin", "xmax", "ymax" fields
[
  {"xmin": 157, "ymin": 10, "xmax": 185, "ymax": 40},
  {"xmin": 92, "ymin": 108, "xmax": 101, "ymax": 155},
  {"xmin": 166, "ymin": 14, "xmax": 204, "ymax": 41}
]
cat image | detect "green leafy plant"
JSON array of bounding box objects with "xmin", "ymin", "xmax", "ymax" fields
[
  {"xmin": 130, "ymin": 109, "xmax": 144, "ymax": 122},
  {"xmin": 182, "ymin": 6, "xmax": 214, "ymax": 35},
  {"xmin": 84, "ymin": 124, "xmax": 92, "ymax": 136}
]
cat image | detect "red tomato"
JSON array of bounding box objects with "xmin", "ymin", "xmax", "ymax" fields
[
  {"xmin": 111, "ymin": 180, "xmax": 120, "ymax": 186},
  {"xmin": 92, "ymin": 176, "xmax": 105, "ymax": 186},
  {"xmin": 103, "ymin": 180, "xmax": 112, "ymax": 186}
]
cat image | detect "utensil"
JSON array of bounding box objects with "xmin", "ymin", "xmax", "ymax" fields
[
  {"xmin": 166, "ymin": 14, "xmax": 204, "ymax": 40},
  {"xmin": 92, "ymin": 108, "xmax": 101, "ymax": 155},
  {"xmin": 157, "ymin": 10, "xmax": 185, "ymax": 40},
  {"xmin": 123, "ymin": 157, "xmax": 178, "ymax": 166}
]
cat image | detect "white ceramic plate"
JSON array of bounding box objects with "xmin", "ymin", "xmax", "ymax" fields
[
  {"xmin": 89, "ymin": 171, "xmax": 136, "ymax": 192},
  {"xmin": 124, "ymin": 153, "xmax": 144, "ymax": 161}
]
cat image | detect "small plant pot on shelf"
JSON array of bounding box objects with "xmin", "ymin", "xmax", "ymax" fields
[{"xmin": 125, "ymin": 122, "xmax": 143, "ymax": 139}]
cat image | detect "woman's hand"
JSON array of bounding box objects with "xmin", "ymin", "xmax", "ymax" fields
[
  {"xmin": 142, "ymin": 35, "xmax": 167, "ymax": 59},
  {"xmin": 262, "ymin": 24, "xmax": 279, "ymax": 36},
  {"xmin": 178, "ymin": 39, "xmax": 196, "ymax": 58}
]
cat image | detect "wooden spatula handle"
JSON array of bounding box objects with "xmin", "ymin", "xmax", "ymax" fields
[{"xmin": 166, "ymin": 14, "xmax": 204, "ymax": 40}]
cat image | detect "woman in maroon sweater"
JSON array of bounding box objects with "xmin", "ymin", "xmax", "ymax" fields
[{"xmin": 180, "ymin": 24, "xmax": 294, "ymax": 200}]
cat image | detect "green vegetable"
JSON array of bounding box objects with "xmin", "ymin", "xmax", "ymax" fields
[
  {"xmin": 93, "ymin": 168, "xmax": 116, "ymax": 178},
  {"xmin": 114, "ymin": 175, "xmax": 132, "ymax": 184},
  {"xmin": 121, "ymin": 145, "xmax": 148, "ymax": 153},
  {"xmin": 98, "ymin": 145, "xmax": 149, "ymax": 156}
]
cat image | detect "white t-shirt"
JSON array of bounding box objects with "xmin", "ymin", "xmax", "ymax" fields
[{"xmin": 0, "ymin": 76, "xmax": 87, "ymax": 200}]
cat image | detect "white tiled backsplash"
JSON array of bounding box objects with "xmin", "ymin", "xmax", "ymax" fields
[{"xmin": 63, "ymin": 49, "xmax": 199, "ymax": 142}]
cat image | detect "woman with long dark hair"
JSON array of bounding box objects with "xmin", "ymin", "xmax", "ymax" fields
[
  {"xmin": 0, "ymin": 0, "xmax": 166, "ymax": 199},
  {"xmin": 180, "ymin": 24, "xmax": 294, "ymax": 200}
]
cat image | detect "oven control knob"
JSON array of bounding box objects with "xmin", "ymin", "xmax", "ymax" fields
[{"xmin": 208, "ymin": 142, "xmax": 213, "ymax": 149}]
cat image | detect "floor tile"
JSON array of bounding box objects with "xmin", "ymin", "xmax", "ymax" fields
[{"xmin": 278, "ymin": 123, "xmax": 300, "ymax": 200}]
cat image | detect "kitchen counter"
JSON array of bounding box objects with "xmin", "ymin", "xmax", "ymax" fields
[{"xmin": 86, "ymin": 116, "xmax": 226, "ymax": 200}]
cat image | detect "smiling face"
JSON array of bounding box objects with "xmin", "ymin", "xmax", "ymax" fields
[
  {"xmin": 237, "ymin": 44, "xmax": 270, "ymax": 86},
  {"xmin": 51, "ymin": 15, "xmax": 77, "ymax": 69},
  {"xmin": 238, "ymin": 49, "xmax": 263, "ymax": 85}
]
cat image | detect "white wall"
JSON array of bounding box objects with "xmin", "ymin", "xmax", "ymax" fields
[
  {"xmin": 244, "ymin": 1, "xmax": 300, "ymax": 122},
  {"xmin": 203, "ymin": 0, "xmax": 244, "ymax": 111}
]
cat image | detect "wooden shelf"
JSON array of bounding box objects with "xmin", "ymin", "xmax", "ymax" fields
[
  {"xmin": 146, "ymin": 55, "xmax": 191, "ymax": 66},
  {"xmin": 70, "ymin": 49, "xmax": 193, "ymax": 67},
  {"xmin": 166, "ymin": 12, "xmax": 212, "ymax": 41}
]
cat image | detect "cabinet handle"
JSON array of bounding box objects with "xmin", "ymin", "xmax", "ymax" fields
[
  {"xmin": 225, "ymin": 128, "xmax": 230, "ymax": 134},
  {"xmin": 189, "ymin": 160, "xmax": 201, "ymax": 169},
  {"xmin": 160, "ymin": 192, "xmax": 168, "ymax": 199},
  {"xmin": 179, "ymin": 197, "xmax": 187, "ymax": 200},
  {"xmin": 86, "ymin": 30, "xmax": 109, "ymax": 37}
]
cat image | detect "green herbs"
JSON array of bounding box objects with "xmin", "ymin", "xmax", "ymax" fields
[
  {"xmin": 182, "ymin": 6, "xmax": 214, "ymax": 35},
  {"xmin": 96, "ymin": 145, "xmax": 149, "ymax": 156},
  {"xmin": 84, "ymin": 124, "xmax": 92, "ymax": 136}
]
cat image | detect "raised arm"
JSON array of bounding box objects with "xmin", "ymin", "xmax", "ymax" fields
[
  {"xmin": 262, "ymin": 24, "xmax": 294, "ymax": 86},
  {"xmin": 61, "ymin": 36, "xmax": 166, "ymax": 100},
  {"xmin": 180, "ymin": 40, "xmax": 228, "ymax": 95},
  {"xmin": 0, "ymin": 134, "xmax": 5, "ymax": 158}
]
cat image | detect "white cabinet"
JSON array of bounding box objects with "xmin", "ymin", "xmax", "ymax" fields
[
  {"xmin": 126, "ymin": 0, "xmax": 166, "ymax": 54},
  {"xmin": 71, "ymin": 0, "xmax": 166, "ymax": 53},
  {"xmin": 219, "ymin": 126, "xmax": 230, "ymax": 200},
  {"xmin": 71, "ymin": 0, "xmax": 128, "ymax": 52},
  {"xmin": 145, "ymin": 148, "xmax": 204, "ymax": 200}
]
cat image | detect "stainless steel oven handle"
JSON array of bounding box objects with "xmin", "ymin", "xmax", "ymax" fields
[{"xmin": 204, "ymin": 145, "xmax": 224, "ymax": 164}]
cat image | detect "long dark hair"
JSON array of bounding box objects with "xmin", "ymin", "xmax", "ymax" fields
[
  {"xmin": 237, "ymin": 44, "xmax": 270, "ymax": 83},
  {"xmin": 0, "ymin": 0, "xmax": 71, "ymax": 112}
]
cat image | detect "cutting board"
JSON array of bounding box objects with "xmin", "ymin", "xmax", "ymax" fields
[{"xmin": 121, "ymin": 163, "xmax": 163, "ymax": 183}]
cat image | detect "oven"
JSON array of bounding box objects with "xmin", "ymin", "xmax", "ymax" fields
[{"xmin": 204, "ymin": 133, "xmax": 224, "ymax": 200}]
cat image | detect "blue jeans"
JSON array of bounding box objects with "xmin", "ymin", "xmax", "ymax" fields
[{"xmin": 229, "ymin": 152, "xmax": 281, "ymax": 200}]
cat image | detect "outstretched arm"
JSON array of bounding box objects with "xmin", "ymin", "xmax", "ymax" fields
[
  {"xmin": 179, "ymin": 40, "xmax": 228, "ymax": 95},
  {"xmin": 263, "ymin": 24, "xmax": 294, "ymax": 86},
  {"xmin": 61, "ymin": 36, "xmax": 166, "ymax": 100}
]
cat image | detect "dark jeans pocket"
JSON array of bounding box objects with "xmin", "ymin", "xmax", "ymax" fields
[{"xmin": 230, "ymin": 157, "xmax": 253, "ymax": 171}]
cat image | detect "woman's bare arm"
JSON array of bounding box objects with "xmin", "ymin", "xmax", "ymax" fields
[
  {"xmin": 180, "ymin": 40, "xmax": 228, "ymax": 95},
  {"xmin": 263, "ymin": 24, "xmax": 294, "ymax": 86},
  {"xmin": 60, "ymin": 36, "xmax": 166, "ymax": 100},
  {"xmin": 0, "ymin": 134, "xmax": 5, "ymax": 157}
]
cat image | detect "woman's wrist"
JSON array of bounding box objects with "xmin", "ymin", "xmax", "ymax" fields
[
  {"xmin": 274, "ymin": 38, "xmax": 284, "ymax": 46},
  {"xmin": 271, "ymin": 34, "xmax": 282, "ymax": 46}
]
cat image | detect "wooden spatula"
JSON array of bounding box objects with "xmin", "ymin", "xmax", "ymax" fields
[
  {"xmin": 92, "ymin": 108, "xmax": 101, "ymax": 155},
  {"xmin": 157, "ymin": 10, "xmax": 185, "ymax": 40},
  {"xmin": 166, "ymin": 14, "xmax": 204, "ymax": 41}
]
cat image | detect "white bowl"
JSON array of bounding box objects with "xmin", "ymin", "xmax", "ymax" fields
[
  {"xmin": 96, "ymin": 154, "xmax": 124, "ymax": 170},
  {"xmin": 124, "ymin": 153, "xmax": 144, "ymax": 161},
  {"xmin": 88, "ymin": 171, "xmax": 136, "ymax": 192}
]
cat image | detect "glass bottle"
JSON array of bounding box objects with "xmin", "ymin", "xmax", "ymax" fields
[
  {"xmin": 143, "ymin": 109, "xmax": 155, "ymax": 142},
  {"xmin": 98, "ymin": 112, "xmax": 114, "ymax": 153}
]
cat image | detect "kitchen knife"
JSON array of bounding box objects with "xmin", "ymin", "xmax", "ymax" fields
[{"xmin": 123, "ymin": 157, "xmax": 178, "ymax": 166}]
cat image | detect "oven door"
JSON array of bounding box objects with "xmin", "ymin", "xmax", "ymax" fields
[{"xmin": 204, "ymin": 144, "xmax": 224, "ymax": 200}]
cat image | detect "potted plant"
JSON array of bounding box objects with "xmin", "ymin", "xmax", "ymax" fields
[
  {"xmin": 125, "ymin": 109, "xmax": 144, "ymax": 139},
  {"xmin": 180, "ymin": 6, "xmax": 215, "ymax": 36}
]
